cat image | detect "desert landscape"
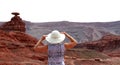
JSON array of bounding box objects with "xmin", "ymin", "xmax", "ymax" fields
[{"xmin": 0, "ymin": 12, "xmax": 120, "ymax": 65}]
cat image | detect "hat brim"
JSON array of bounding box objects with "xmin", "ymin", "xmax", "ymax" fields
[{"xmin": 46, "ymin": 33, "xmax": 65, "ymax": 44}]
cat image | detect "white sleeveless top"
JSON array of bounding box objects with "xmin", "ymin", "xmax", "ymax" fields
[{"xmin": 48, "ymin": 43, "xmax": 65, "ymax": 65}]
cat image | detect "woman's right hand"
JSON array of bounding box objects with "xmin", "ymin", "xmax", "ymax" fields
[{"xmin": 41, "ymin": 35, "xmax": 47, "ymax": 40}]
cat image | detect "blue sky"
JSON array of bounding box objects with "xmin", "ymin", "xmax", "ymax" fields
[{"xmin": 0, "ymin": 0, "xmax": 120, "ymax": 22}]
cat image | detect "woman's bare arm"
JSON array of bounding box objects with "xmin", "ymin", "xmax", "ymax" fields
[
  {"xmin": 34, "ymin": 45, "xmax": 48, "ymax": 53},
  {"xmin": 63, "ymin": 32, "xmax": 78, "ymax": 50},
  {"xmin": 33, "ymin": 35, "xmax": 48, "ymax": 53}
]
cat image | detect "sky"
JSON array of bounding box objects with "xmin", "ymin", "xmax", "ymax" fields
[{"xmin": 0, "ymin": 0, "xmax": 120, "ymax": 23}]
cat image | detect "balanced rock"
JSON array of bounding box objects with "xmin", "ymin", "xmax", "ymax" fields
[{"xmin": 0, "ymin": 12, "xmax": 26, "ymax": 32}]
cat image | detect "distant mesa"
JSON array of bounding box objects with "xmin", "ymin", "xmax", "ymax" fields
[{"xmin": 0, "ymin": 12, "xmax": 26, "ymax": 32}]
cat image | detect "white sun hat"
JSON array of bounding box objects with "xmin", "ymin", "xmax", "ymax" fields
[{"xmin": 46, "ymin": 30, "xmax": 65, "ymax": 44}]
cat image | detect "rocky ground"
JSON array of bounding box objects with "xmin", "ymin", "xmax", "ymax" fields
[{"xmin": 0, "ymin": 29, "xmax": 120, "ymax": 65}]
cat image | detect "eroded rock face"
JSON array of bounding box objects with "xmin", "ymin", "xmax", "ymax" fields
[
  {"xmin": 0, "ymin": 12, "xmax": 26, "ymax": 32},
  {"xmin": 75, "ymin": 34, "xmax": 120, "ymax": 57},
  {"xmin": 0, "ymin": 30, "xmax": 47, "ymax": 65}
]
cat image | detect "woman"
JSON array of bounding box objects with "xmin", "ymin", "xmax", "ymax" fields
[{"xmin": 34, "ymin": 30, "xmax": 77, "ymax": 65}]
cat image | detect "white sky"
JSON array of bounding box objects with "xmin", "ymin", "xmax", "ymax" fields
[{"xmin": 0, "ymin": 0, "xmax": 120, "ymax": 22}]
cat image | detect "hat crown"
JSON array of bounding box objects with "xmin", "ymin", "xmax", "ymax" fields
[
  {"xmin": 51, "ymin": 30, "xmax": 61, "ymax": 39},
  {"xmin": 46, "ymin": 30, "xmax": 65, "ymax": 44}
]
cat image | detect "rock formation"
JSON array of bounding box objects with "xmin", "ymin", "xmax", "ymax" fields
[
  {"xmin": 0, "ymin": 30, "xmax": 45, "ymax": 65},
  {"xmin": 75, "ymin": 34, "xmax": 120, "ymax": 57},
  {"xmin": 0, "ymin": 12, "xmax": 26, "ymax": 32}
]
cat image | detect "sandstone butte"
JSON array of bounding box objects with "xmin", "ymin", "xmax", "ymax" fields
[
  {"xmin": 0, "ymin": 12, "xmax": 47, "ymax": 65},
  {"xmin": 0, "ymin": 12, "xmax": 26, "ymax": 32}
]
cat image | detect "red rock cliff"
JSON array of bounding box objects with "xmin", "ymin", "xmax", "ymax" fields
[
  {"xmin": 0, "ymin": 30, "xmax": 47, "ymax": 65},
  {"xmin": 75, "ymin": 34, "xmax": 120, "ymax": 51}
]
